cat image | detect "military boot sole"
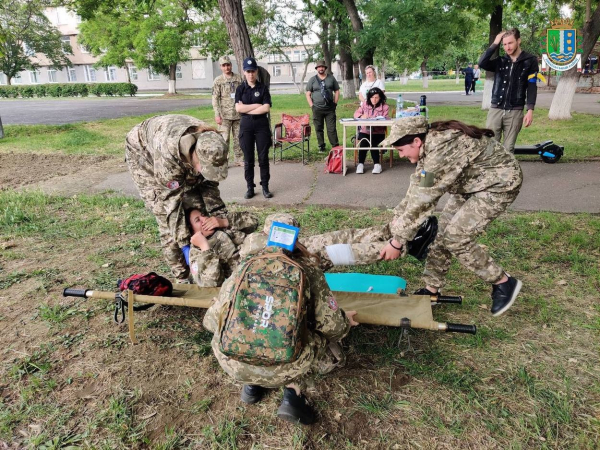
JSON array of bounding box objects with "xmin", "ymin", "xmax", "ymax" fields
[
  {"xmin": 241, "ymin": 390, "xmax": 264, "ymax": 405},
  {"xmin": 277, "ymin": 405, "xmax": 316, "ymax": 425},
  {"xmin": 492, "ymin": 279, "xmax": 522, "ymax": 317}
]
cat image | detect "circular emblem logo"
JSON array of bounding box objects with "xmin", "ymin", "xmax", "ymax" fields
[
  {"xmin": 254, "ymin": 92, "xmax": 260, "ymax": 97},
  {"xmin": 166, "ymin": 180, "xmax": 179, "ymax": 190},
  {"xmin": 246, "ymin": 59, "xmax": 252, "ymax": 65},
  {"xmin": 328, "ymin": 296, "xmax": 338, "ymax": 311}
]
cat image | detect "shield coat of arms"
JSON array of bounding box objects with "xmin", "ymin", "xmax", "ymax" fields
[{"xmin": 547, "ymin": 28, "xmax": 577, "ymax": 65}]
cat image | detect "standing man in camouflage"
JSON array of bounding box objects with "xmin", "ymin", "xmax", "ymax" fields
[
  {"xmin": 126, "ymin": 114, "xmax": 235, "ymax": 282},
  {"xmin": 212, "ymin": 56, "xmax": 243, "ymax": 166},
  {"xmin": 478, "ymin": 28, "xmax": 538, "ymax": 152},
  {"xmin": 379, "ymin": 116, "xmax": 523, "ymax": 317}
]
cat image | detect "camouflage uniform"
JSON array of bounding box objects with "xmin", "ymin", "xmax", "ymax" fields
[
  {"xmin": 381, "ymin": 116, "xmax": 523, "ymax": 290},
  {"xmin": 188, "ymin": 211, "xmax": 259, "ymax": 287},
  {"xmin": 203, "ymin": 241, "xmax": 351, "ymax": 391},
  {"xmin": 125, "ymin": 114, "xmax": 229, "ymax": 279},
  {"xmin": 212, "ymin": 64, "xmax": 243, "ymax": 164},
  {"xmin": 238, "ymin": 213, "xmax": 390, "ymax": 272}
]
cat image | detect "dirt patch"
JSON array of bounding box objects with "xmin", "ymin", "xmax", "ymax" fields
[{"xmin": 0, "ymin": 152, "xmax": 123, "ymax": 191}]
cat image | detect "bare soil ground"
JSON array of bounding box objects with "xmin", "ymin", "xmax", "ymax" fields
[{"xmin": 0, "ymin": 153, "xmax": 124, "ymax": 193}]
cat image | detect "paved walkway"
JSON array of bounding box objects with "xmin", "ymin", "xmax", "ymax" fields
[
  {"xmin": 1, "ymin": 91, "xmax": 598, "ymax": 125},
  {"xmin": 33, "ymin": 159, "xmax": 600, "ymax": 214}
]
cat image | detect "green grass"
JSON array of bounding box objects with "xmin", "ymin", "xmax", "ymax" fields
[
  {"xmin": 1, "ymin": 190, "xmax": 599, "ymax": 448},
  {"xmin": 385, "ymin": 78, "xmax": 483, "ymax": 92},
  {"xmin": 1, "ymin": 93, "xmax": 598, "ymax": 161}
]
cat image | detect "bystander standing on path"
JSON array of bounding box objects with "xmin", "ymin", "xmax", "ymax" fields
[
  {"xmin": 212, "ymin": 56, "xmax": 243, "ymax": 166},
  {"xmin": 479, "ymin": 28, "xmax": 538, "ymax": 152},
  {"xmin": 306, "ymin": 61, "xmax": 340, "ymax": 153}
]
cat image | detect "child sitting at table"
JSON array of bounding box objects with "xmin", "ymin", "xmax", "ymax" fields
[{"xmin": 353, "ymin": 87, "xmax": 390, "ymax": 175}]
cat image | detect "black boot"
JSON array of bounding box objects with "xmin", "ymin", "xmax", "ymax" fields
[
  {"xmin": 277, "ymin": 388, "xmax": 316, "ymax": 425},
  {"xmin": 244, "ymin": 186, "xmax": 255, "ymax": 199},
  {"xmin": 414, "ymin": 287, "xmax": 439, "ymax": 298},
  {"xmin": 240, "ymin": 384, "xmax": 265, "ymax": 404},
  {"xmin": 262, "ymin": 185, "xmax": 273, "ymax": 199}
]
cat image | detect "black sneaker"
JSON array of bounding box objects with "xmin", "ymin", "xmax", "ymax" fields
[
  {"xmin": 262, "ymin": 186, "xmax": 273, "ymax": 199},
  {"xmin": 414, "ymin": 287, "xmax": 438, "ymax": 298},
  {"xmin": 240, "ymin": 384, "xmax": 265, "ymax": 404},
  {"xmin": 244, "ymin": 187, "xmax": 255, "ymax": 199},
  {"xmin": 277, "ymin": 388, "xmax": 316, "ymax": 425},
  {"xmin": 491, "ymin": 276, "xmax": 522, "ymax": 316},
  {"xmin": 318, "ymin": 145, "xmax": 326, "ymax": 153}
]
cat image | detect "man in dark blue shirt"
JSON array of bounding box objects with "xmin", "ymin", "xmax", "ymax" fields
[{"xmin": 235, "ymin": 57, "xmax": 273, "ymax": 199}]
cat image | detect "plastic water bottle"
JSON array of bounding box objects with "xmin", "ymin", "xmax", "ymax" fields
[{"xmin": 395, "ymin": 94, "xmax": 403, "ymax": 118}]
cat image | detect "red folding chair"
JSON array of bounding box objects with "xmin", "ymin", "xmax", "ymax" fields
[{"xmin": 273, "ymin": 113, "xmax": 311, "ymax": 165}]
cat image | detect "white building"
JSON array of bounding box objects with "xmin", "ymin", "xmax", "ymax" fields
[{"xmin": 0, "ymin": 7, "xmax": 340, "ymax": 90}]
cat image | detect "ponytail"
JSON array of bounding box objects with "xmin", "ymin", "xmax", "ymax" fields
[{"xmin": 429, "ymin": 120, "xmax": 494, "ymax": 139}]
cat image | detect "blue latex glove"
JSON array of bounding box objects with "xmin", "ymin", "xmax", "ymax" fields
[{"xmin": 182, "ymin": 245, "xmax": 190, "ymax": 266}]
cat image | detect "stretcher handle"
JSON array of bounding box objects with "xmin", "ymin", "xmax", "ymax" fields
[
  {"xmin": 63, "ymin": 288, "xmax": 89, "ymax": 298},
  {"xmin": 436, "ymin": 295, "xmax": 462, "ymax": 304},
  {"xmin": 445, "ymin": 323, "xmax": 477, "ymax": 334}
]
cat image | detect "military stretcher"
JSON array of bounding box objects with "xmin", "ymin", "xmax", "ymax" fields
[{"xmin": 63, "ymin": 274, "xmax": 476, "ymax": 344}]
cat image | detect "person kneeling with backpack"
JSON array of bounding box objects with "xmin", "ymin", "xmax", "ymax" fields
[{"xmin": 202, "ymin": 215, "xmax": 359, "ymax": 425}]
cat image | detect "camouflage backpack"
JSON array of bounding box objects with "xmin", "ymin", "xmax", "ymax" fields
[{"xmin": 218, "ymin": 247, "xmax": 308, "ymax": 366}]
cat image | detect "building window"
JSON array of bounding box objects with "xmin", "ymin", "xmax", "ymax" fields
[
  {"xmin": 13, "ymin": 73, "xmax": 22, "ymax": 84},
  {"xmin": 104, "ymin": 66, "xmax": 117, "ymax": 81},
  {"xmin": 292, "ymin": 65, "xmax": 298, "ymax": 77},
  {"xmin": 191, "ymin": 60, "xmax": 206, "ymax": 79},
  {"xmin": 61, "ymin": 35, "xmax": 70, "ymax": 45},
  {"xmin": 84, "ymin": 65, "xmax": 97, "ymax": 82},
  {"xmin": 48, "ymin": 69, "xmax": 58, "ymax": 83},
  {"xmin": 129, "ymin": 65, "xmax": 138, "ymax": 81},
  {"xmin": 176, "ymin": 64, "xmax": 183, "ymax": 79},
  {"xmin": 148, "ymin": 67, "xmax": 161, "ymax": 81},
  {"xmin": 273, "ymin": 66, "xmax": 281, "ymax": 77},
  {"xmin": 191, "ymin": 35, "xmax": 201, "ymax": 47},
  {"xmin": 68, "ymin": 68, "xmax": 77, "ymax": 82},
  {"xmin": 293, "ymin": 50, "xmax": 301, "ymax": 62},
  {"xmin": 0, "ymin": 73, "xmax": 6, "ymax": 85},
  {"xmin": 80, "ymin": 44, "xmax": 90, "ymax": 54},
  {"xmin": 29, "ymin": 70, "xmax": 41, "ymax": 84},
  {"xmin": 23, "ymin": 43, "xmax": 35, "ymax": 57}
]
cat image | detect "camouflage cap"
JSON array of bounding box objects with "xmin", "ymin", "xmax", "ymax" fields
[
  {"xmin": 218, "ymin": 56, "xmax": 231, "ymax": 65},
  {"xmin": 263, "ymin": 213, "xmax": 299, "ymax": 234},
  {"xmin": 380, "ymin": 116, "xmax": 429, "ymax": 147},
  {"xmin": 194, "ymin": 131, "xmax": 228, "ymax": 182}
]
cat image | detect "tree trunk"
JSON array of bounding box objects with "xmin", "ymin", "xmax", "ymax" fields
[
  {"xmin": 340, "ymin": 0, "xmax": 374, "ymax": 73},
  {"xmin": 482, "ymin": 3, "xmax": 502, "ymax": 110},
  {"xmin": 217, "ymin": 0, "xmax": 270, "ymax": 87},
  {"xmin": 548, "ymin": 2, "xmax": 600, "ymax": 119},
  {"xmin": 6, "ymin": 76, "xmax": 12, "ymax": 85},
  {"xmin": 0, "ymin": 116, "xmax": 4, "ymax": 139},
  {"xmin": 421, "ymin": 57, "xmax": 428, "ymax": 89},
  {"xmin": 168, "ymin": 64, "xmax": 177, "ymax": 94},
  {"xmin": 217, "ymin": 0, "xmax": 253, "ymax": 71},
  {"xmin": 455, "ymin": 61, "xmax": 460, "ymax": 84},
  {"xmin": 402, "ymin": 68, "xmax": 408, "ymax": 85},
  {"xmin": 287, "ymin": 61, "xmax": 299, "ymax": 92},
  {"xmin": 339, "ymin": 44, "xmax": 356, "ymax": 99}
]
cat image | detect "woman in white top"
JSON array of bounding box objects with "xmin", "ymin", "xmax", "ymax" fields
[{"xmin": 358, "ymin": 65, "xmax": 385, "ymax": 104}]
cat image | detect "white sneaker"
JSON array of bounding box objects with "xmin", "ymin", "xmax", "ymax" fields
[
  {"xmin": 372, "ymin": 164, "xmax": 382, "ymax": 174},
  {"xmin": 356, "ymin": 163, "xmax": 364, "ymax": 174}
]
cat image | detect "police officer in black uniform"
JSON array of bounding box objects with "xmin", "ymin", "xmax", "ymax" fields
[{"xmin": 235, "ymin": 57, "xmax": 273, "ymax": 199}]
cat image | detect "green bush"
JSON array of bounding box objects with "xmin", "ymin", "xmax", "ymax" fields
[
  {"xmin": 34, "ymin": 84, "xmax": 48, "ymax": 97},
  {"xmin": 0, "ymin": 82, "xmax": 137, "ymax": 98},
  {"xmin": 46, "ymin": 84, "xmax": 63, "ymax": 97}
]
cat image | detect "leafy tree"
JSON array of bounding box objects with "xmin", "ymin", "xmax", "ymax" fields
[
  {"xmin": 0, "ymin": 0, "xmax": 71, "ymax": 85},
  {"xmin": 77, "ymin": 0, "xmax": 198, "ymax": 94}
]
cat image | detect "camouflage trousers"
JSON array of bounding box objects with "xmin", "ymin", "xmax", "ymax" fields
[
  {"xmin": 189, "ymin": 230, "xmax": 239, "ymax": 287},
  {"xmin": 220, "ymin": 119, "xmax": 242, "ymax": 163},
  {"xmin": 304, "ymin": 224, "xmax": 391, "ymax": 271},
  {"xmin": 213, "ymin": 333, "xmax": 345, "ymax": 391},
  {"xmin": 422, "ymin": 190, "xmax": 519, "ymax": 289}
]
